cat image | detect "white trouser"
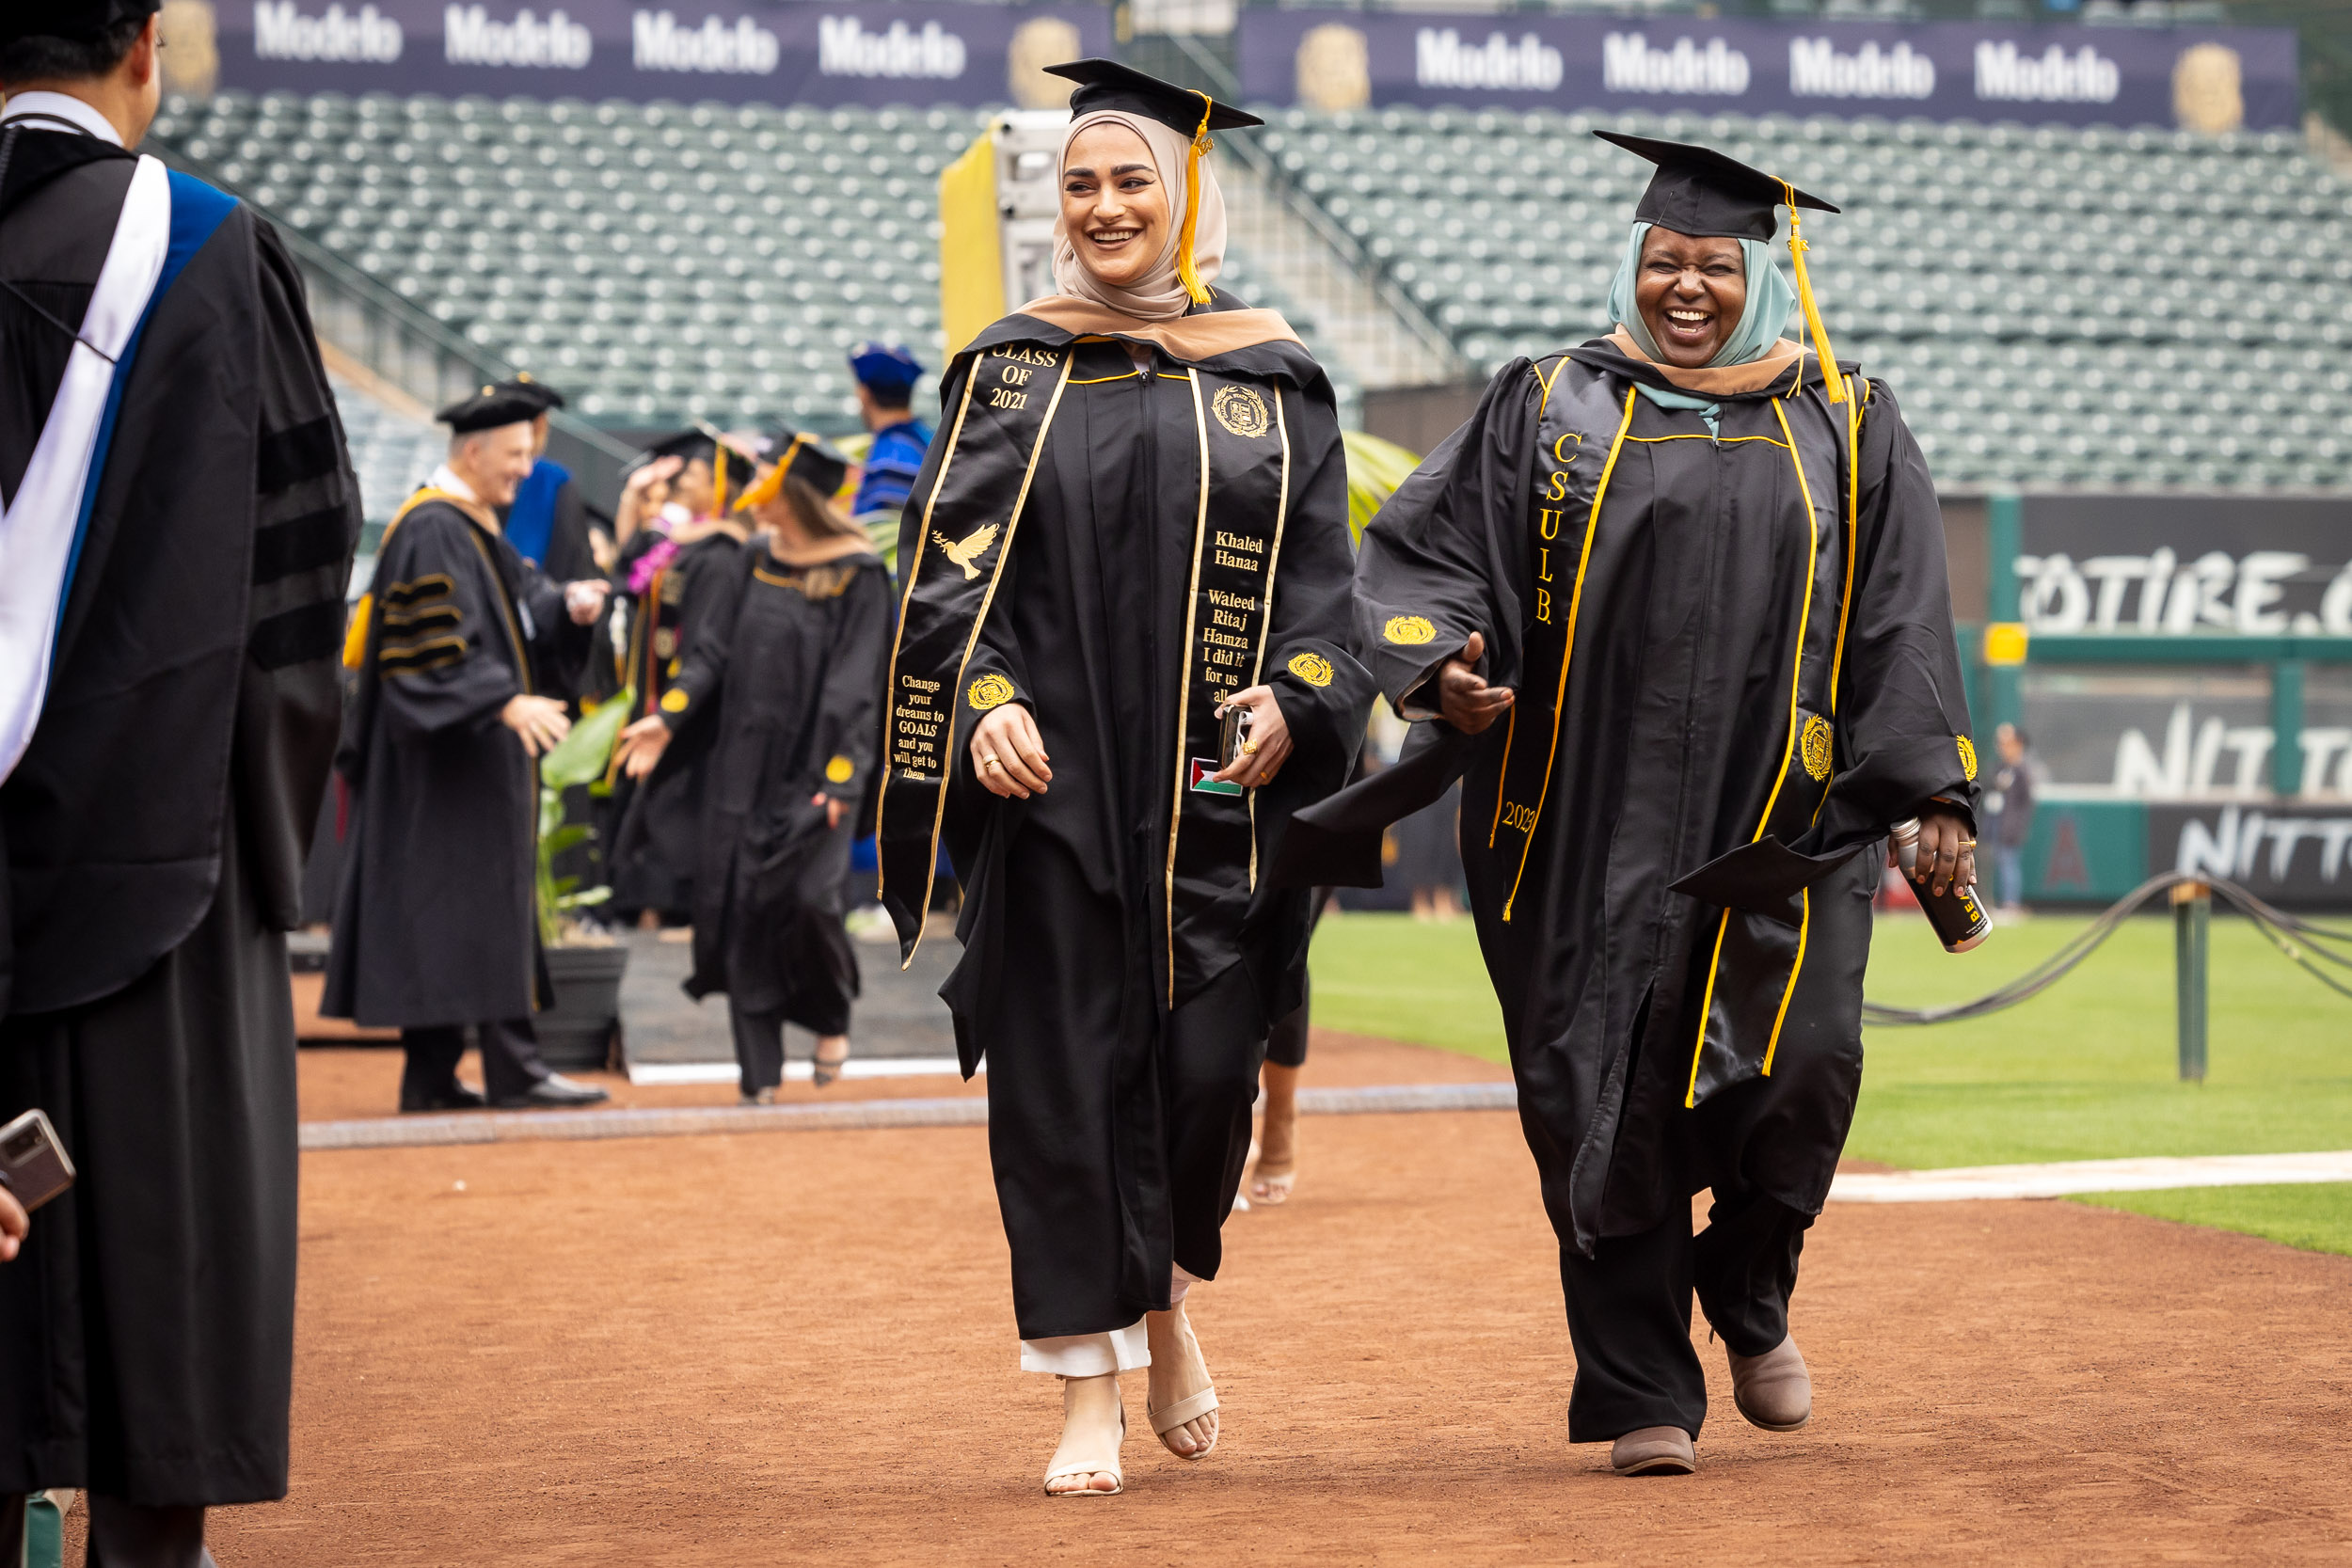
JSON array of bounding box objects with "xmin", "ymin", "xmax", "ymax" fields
[{"xmin": 1019, "ymin": 1265, "xmax": 1200, "ymax": 1375}]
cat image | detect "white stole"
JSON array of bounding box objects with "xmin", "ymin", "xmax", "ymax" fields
[{"xmin": 0, "ymin": 154, "xmax": 172, "ymax": 782}]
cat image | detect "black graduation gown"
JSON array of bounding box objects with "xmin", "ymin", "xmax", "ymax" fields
[
  {"xmin": 1330, "ymin": 344, "xmax": 1977, "ymax": 1257},
  {"xmin": 0, "ymin": 133, "xmax": 358, "ymax": 1502},
  {"xmin": 323, "ymin": 499, "xmax": 586, "ymax": 1027},
  {"xmin": 894, "ymin": 300, "xmax": 1372, "ymax": 1338},
  {"xmin": 611, "ymin": 528, "xmax": 744, "ymax": 916},
  {"xmin": 677, "ymin": 546, "xmax": 891, "ymax": 1027}
]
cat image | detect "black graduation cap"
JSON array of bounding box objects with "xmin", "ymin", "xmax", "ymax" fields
[
  {"xmin": 736, "ymin": 427, "xmax": 851, "ymax": 510},
  {"xmin": 494, "ymin": 373, "xmax": 565, "ymax": 414},
  {"xmin": 1043, "ymin": 59, "xmax": 1263, "ymax": 136},
  {"xmin": 1596, "ymin": 130, "xmax": 1851, "ymax": 406},
  {"xmin": 1594, "ymin": 131, "xmax": 1837, "ymax": 245},
  {"xmin": 628, "ymin": 430, "xmax": 760, "ymax": 494},
  {"xmin": 1, "ymin": 0, "xmax": 157, "ymax": 45},
  {"xmin": 435, "ymin": 383, "xmax": 545, "ymax": 434}
]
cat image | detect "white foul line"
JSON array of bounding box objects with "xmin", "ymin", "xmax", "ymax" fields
[{"xmin": 1830, "ymin": 1150, "xmax": 2352, "ymax": 1203}]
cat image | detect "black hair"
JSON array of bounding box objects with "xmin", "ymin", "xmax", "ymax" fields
[{"xmin": 0, "ymin": 16, "xmax": 148, "ymax": 86}]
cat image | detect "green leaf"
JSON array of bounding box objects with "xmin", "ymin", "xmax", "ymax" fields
[{"xmin": 539, "ymin": 688, "xmax": 635, "ymax": 793}]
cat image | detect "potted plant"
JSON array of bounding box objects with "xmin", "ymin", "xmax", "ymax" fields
[{"xmin": 532, "ymin": 690, "xmax": 633, "ymax": 1069}]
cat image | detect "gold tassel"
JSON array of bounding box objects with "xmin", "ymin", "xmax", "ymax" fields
[
  {"xmin": 712, "ymin": 445, "xmax": 729, "ymax": 515},
  {"xmin": 1781, "ymin": 181, "xmax": 1845, "ymax": 406},
  {"xmin": 1174, "ymin": 93, "xmax": 1215, "ymax": 307},
  {"xmin": 734, "ymin": 435, "xmax": 806, "ymax": 512}
]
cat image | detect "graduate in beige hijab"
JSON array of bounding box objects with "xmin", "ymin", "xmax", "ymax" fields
[{"xmin": 875, "ymin": 61, "xmax": 1371, "ymax": 1497}]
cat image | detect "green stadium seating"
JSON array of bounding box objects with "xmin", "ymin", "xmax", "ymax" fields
[
  {"xmin": 1254, "ymin": 103, "xmax": 2352, "ymax": 489},
  {"xmin": 150, "ymin": 90, "xmax": 1338, "ymax": 437}
]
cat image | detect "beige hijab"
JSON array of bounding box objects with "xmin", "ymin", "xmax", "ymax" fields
[{"xmin": 1049, "ymin": 109, "xmax": 1226, "ymax": 323}]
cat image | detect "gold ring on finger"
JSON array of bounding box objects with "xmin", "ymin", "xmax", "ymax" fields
[
  {"xmin": 982, "ymin": 756, "xmax": 1000, "ymax": 771},
  {"xmin": 1240, "ymin": 738, "xmax": 1260, "ymax": 755}
]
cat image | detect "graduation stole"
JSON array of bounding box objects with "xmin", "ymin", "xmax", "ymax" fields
[
  {"xmin": 1162, "ymin": 367, "xmax": 1291, "ymax": 1006},
  {"xmin": 1480, "ymin": 360, "xmax": 1641, "ymax": 923},
  {"xmin": 876, "ymin": 341, "xmax": 1075, "ymax": 958}
]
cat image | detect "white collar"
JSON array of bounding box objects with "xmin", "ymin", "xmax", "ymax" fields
[
  {"xmin": 0, "ymin": 92, "xmax": 125, "ymax": 149},
  {"xmin": 429, "ymin": 464, "xmax": 482, "ymax": 506}
]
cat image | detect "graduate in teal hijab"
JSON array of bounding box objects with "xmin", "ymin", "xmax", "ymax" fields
[{"xmin": 1309, "ymin": 133, "xmax": 1982, "ymax": 1479}]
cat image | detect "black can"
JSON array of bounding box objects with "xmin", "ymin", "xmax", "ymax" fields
[{"xmin": 1890, "ymin": 817, "xmax": 1992, "ymax": 954}]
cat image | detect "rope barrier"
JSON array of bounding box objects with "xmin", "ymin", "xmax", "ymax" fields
[{"xmin": 1861, "ymin": 872, "xmax": 2352, "ymax": 1027}]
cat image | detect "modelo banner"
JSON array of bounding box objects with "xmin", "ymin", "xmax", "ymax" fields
[
  {"xmin": 165, "ymin": 0, "xmax": 1109, "ymax": 108},
  {"xmin": 1240, "ymin": 12, "xmax": 2296, "ymax": 134}
]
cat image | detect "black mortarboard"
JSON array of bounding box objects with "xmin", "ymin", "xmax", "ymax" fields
[
  {"xmin": 1595, "ymin": 131, "xmax": 1837, "ymax": 245},
  {"xmin": 494, "ymin": 373, "xmax": 565, "ymax": 413},
  {"xmin": 628, "ymin": 429, "xmax": 760, "ymax": 499},
  {"xmin": 736, "ymin": 427, "xmax": 851, "ymax": 510},
  {"xmin": 1043, "ymin": 59, "xmax": 1263, "ymax": 136},
  {"xmin": 436, "ymin": 383, "xmax": 545, "ymax": 434},
  {"xmin": 1, "ymin": 0, "xmax": 158, "ymax": 45},
  {"xmin": 1597, "ymin": 130, "xmax": 1851, "ymax": 407}
]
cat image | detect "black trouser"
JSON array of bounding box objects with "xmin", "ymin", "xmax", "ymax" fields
[
  {"xmin": 0, "ymin": 1494, "xmax": 215, "ymax": 1568},
  {"xmin": 727, "ymin": 1004, "xmax": 794, "ymax": 1097},
  {"xmin": 1559, "ymin": 1185, "xmax": 1811, "ymax": 1443},
  {"xmin": 1263, "ymin": 975, "xmax": 1310, "ymax": 1069},
  {"xmin": 399, "ymin": 1019, "xmax": 549, "ymax": 1103}
]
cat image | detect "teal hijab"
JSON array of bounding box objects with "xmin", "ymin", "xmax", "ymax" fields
[{"xmin": 1604, "ymin": 220, "xmax": 1797, "ymax": 435}]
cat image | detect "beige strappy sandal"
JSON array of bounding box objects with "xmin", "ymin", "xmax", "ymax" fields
[
  {"xmin": 1147, "ymin": 1311, "xmax": 1220, "ymax": 1461},
  {"xmin": 1043, "ymin": 1376, "xmax": 1126, "ymax": 1497}
]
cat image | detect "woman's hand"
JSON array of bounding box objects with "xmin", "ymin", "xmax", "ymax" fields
[
  {"xmin": 1211, "ymin": 685, "xmax": 1292, "ymax": 788},
  {"xmin": 971, "ymin": 704, "xmax": 1051, "ymax": 799},
  {"xmin": 0, "ymin": 1185, "xmax": 28, "ymax": 1263},
  {"xmin": 1436, "ymin": 632, "xmax": 1514, "ymax": 734},
  {"xmin": 625, "ymin": 453, "xmax": 684, "ymax": 498},
  {"xmin": 615, "ymin": 714, "xmax": 673, "ymax": 779},
  {"xmin": 1910, "ymin": 806, "xmax": 1978, "ymax": 898},
  {"xmin": 564, "ymin": 579, "xmax": 611, "ymax": 626}
]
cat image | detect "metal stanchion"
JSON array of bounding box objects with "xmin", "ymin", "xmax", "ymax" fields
[{"xmin": 2172, "ymin": 879, "xmax": 2210, "ymax": 1083}]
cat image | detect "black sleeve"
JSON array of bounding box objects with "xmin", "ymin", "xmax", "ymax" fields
[
  {"xmin": 1351, "ymin": 360, "xmax": 1540, "ymax": 719},
  {"xmin": 233, "ymin": 215, "xmax": 361, "ymax": 929},
  {"xmin": 543, "ymin": 479, "xmax": 596, "ymax": 583},
  {"xmin": 658, "ymin": 547, "xmax": 750, "ymax": 734},
  {"xmin": 813, "ymin": 564, "xmax": 892, "ymax": 801},
  {"xmin": 1259, "ymin": 382, "xmax": 1373, "ymax": 792},
  {"xmin": 1810, "ymin": 380, "xmax": 1979, "ymax": 852},
  {"xmin": 374, "ymin": 512, "xmax": 521, "ymax": 737}
]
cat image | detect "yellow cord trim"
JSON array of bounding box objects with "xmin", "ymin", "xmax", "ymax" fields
[
  {"xmin": 1684, "ymin": 910, "xmax": 1734, "ymax": 1109},
  {"xmin": 1499, "ymin": 384, "xmax": 1638, "ymax": 923},
  {"xmin": 1761, "ymin": 887, "xmax": 1810, "ymax": 1079},
  {"xmin": 1175, "ymin": 94, "xmax": 1216, "ymax": 307},
  {"xmin": 1831, "ymin": 376, "xmax": 1862, "ymax": 709},
  {"xmin": 1781, "ymin": 181, "xmax": 1845, "ymax": 407}
]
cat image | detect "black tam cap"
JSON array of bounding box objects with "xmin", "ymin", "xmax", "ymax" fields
[
  {"xmin": 1595, "ymin": 131, "xmax": 1837, "ymax": 245},
  {"xmin": 1043, "ymin": 59, "xmax": 1263, "ymax": 135},
  {"xmin": 1, "ymin": 0, "xmax": 157, "ymax": 45},
  {"xmin": 494, "ymin": 373, "xmax": 564, "ymax": 413},
  {"xmin": 736, "ymin": 427, "xmax": 851, "ymax": 510},
  {"xmin": 629, "ymin": 430, "xmax": 760, "ymax": 492},
  {"xmin": 436, "ymin": 384, "xmax": 544, "ymax": 434}
]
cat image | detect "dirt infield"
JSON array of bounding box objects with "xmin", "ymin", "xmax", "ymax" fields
[{"xmin": 200, "ymin": 1037, "xmax": 2352, "ymax": 1565}]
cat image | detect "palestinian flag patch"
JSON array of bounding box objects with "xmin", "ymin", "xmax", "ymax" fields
[{"xmin": 1189, "ymin": 758, "xmax": 1242, "ymax": 797}]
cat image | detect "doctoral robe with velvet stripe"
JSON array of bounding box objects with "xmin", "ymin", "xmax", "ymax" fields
[
  {"xmin": 897, "ymin": 299, "xmax": 1372, "ymax": 1338},
  {"xmin": 0, "ymin": 130, "xmax": 358, "ymax": 1502},
  {"xmin": 1342, "ymin": 344, "xmax": 1976, "ymax": 1256},
  {"xmin": 324, "ymin": 500, "xmax": 588, "ymax": 1026}
]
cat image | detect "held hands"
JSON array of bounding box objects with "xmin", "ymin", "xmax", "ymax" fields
[
  {"xmin": 564, "ymin": 579, "xmax": 611, "ymax": 626},
  {"xmin": 1888, "ymin": 805, "xmax": 1978, "ymax": 897},
  {"xmin": 970, "ymin": 704, "xmax": 1050, "ymax": 800},
  {"xmin": 1210, "ymin": 685, "xmax": 1292, "ymax": 788},
  {"xmin": 1436, "ymin": 632, "xmax": 1515, "ymax": 734},
  {"xmin": 615, "ymin": 714, "xmax": 673, "ymax": 779},
  {"xmin": 501, "ymin": 693, "xmax": 572, "ymax": 757}
]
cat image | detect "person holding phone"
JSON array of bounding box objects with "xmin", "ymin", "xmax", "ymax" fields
[{"xmin": 874, "ymin": 61, "xmax": 1369, "ymax": 1497}]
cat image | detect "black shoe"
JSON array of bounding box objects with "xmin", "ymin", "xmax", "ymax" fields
[
  {"xmin": 494, "ymin": 1073, "xmax": 612, "ymax": 1110},
  {"xmin": 400, "ymin": 1083, "xmax": 488, "ymax": 1114}
]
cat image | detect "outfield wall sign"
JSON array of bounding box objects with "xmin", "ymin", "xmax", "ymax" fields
[
  {"xmin": 2025, "ymin": 799, "xmax": 2352, "ymax": 909},
  {"xmin": 2014, "ymin": 496, "xmax": 2352, "ymax": 639},
  {"xmin": 1249, "ymin": 12, "xmax": 2297, "ymax": 133},
  {"xmin": 178, "ymin": 0, "xmax": 1107, "ymax": 107}
]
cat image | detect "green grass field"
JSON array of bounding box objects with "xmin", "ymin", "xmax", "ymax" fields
[{"xmin": 1306, "ymin": 908, "xmax": 2352, "ymax": 1256}]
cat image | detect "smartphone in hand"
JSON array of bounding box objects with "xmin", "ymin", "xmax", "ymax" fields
[{"xmin": 0, "ymin": 1110, "xmax": 75, "ymax": 1212}]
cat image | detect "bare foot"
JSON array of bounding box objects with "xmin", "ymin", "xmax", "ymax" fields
[
  {"xmin": 1145, "ymin": 1304, "xmax": 1218, "ymax": 1458},
  {"xmin": 1043, "ymin": 1372, "xmax": 1124, "ymax": 1496},
  {"xmin": 812, "ymin": 1035, "xmax": 850, "ymax": 1087},
  {"xmin": 1250, "ymin": 1063, "xmax": 1300, "ymax": 1205}
]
